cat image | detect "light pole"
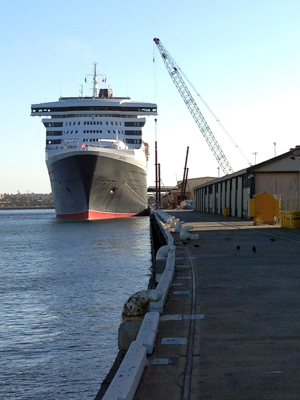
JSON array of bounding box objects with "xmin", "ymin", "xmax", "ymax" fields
[{"xmin": 253, "ymin": 152, "xmax": 258, "ymax": 165}]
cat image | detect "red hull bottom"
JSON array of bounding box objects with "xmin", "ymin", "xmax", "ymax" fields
[{"xmin": 57, "ymin": 210, "xmax": 135, "ymax": 220}]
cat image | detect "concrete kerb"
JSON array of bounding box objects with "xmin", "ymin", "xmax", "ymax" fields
[
  {"xmin": 102, "ymin": 340, "xmax": 147, "ymax": 400},
  {"xmin": 156, "ymin": 209, "xmax": 174, "ymax": 224},
  {"xmin": 150, "ymin": 247, "xmax": 175, "ymax": 312},
  {"xmin": 155, "ymin": 244, "xmax": 176, "ymax": 283},
  {"xmin": 154, "ymin": 209, "xmax": 175, "ymax": 244},
  {"xmin": 104, "ymin": 210, "xmax": 176, "ymax": 400},
  {"xmin": 151, "ymin": 210, "xmax": 176, "ymax": 310},
  {"xmin": 135, "ymin": 311, "xmax": 160, "ymax": 354}
]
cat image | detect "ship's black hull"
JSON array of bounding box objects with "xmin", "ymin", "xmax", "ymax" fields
[{"xmin": 47, "ymin": 150, "xmax": 148, "ymax": 219}]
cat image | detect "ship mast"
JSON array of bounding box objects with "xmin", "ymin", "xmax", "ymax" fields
[{"xmin": 93, "ymin": 63, "xmax": 98, "ymax": 97}]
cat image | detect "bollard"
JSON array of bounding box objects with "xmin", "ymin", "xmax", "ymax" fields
[
  {"xmin": 156, "ymin": 244, "xmax": 176, "ymax": 259},
  {"xmin": 180, "ymin": 225, "xmax": 199, "ymax": 240},
  {"xmin": 170, "ymin": 218, "xmax": 180, "ymax": 228},
  {"xmin": 174, "ymin": 220, "xmax": 185, "ymax": 232},
  {"xmin": 122, "ymin": 289, "xmax": 162, "ymax": 321}
]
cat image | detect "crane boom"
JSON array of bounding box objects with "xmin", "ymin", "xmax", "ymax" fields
[{"xmin": 153, "ymin": 37, "xmax": 234, "ymax": 175}]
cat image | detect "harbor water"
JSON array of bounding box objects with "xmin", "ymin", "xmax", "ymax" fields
[{"xmin": 0, "ymin": 209, "xmax": 152, "ymax": 400}]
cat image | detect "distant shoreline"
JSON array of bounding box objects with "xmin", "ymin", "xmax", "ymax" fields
[{"xmin": 0, "ymin": 207, "xmax": 55, "ymax": 210}]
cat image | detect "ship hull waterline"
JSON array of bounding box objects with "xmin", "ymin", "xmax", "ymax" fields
[{"xmin": 47, "ymin": 150, "xmax": 149, "ymax": 220}]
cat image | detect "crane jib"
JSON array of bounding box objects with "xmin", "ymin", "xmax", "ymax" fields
[{"xmin": 153, "ymin": 37, "xmax": 234, "ymax": 175}]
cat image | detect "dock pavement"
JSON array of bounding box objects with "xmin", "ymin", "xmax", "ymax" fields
[{"xmin": 134, "ymin": 210, "xmax": 300, "ymax": 400}]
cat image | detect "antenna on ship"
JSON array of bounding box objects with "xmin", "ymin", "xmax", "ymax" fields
[{"xmin": 93, "ymin": 62, "xmax": 98, "ymax": 98}]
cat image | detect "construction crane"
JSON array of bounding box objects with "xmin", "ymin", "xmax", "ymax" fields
[{"xmin": 153, "ymin": 37, "xmax": 234, "ymax": 175}]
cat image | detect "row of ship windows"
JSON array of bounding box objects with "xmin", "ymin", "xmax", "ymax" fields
[
  {"xmin": 45, "ymin": 114, "xmax": 144, "ymax": 119},
  {"xmin": 82, "ymin": 138, "xmax": 142, "ymax": 144},
  {"xmin": 43, "ymin": 121, "xmax": 145, "ymax": 128},
  {"xmin": 34, "ymin": 106, "xmax": 156, "ymax": 113},
  {"xmin": 46, "ymin": 130, "xmax": 141, "ymax": 136},
  {"xmin": 46, "ymin": 139, "xmax": 142, "ymax": 145}
]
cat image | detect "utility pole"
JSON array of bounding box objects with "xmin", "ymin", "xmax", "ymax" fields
[
  {"xmin": 253, "ymin": 152, "xmax": 258, "ymax": 165},
  {"xmin": 154, "ymin": 118, "xmax": 159, "ymax": 208},
  {"xmin": 181, "ymin": 146, "xmax": 189, "ymax": 203},
  {"xmin": 158, "ymin": 163, "xmax": 161, "ymax": 207}
]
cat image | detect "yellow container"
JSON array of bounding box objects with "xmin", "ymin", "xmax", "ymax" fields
[
  {"xmin": 291, "ymin": 211, "xmax": 300, "ymax": 229},
  {"xmin": 280, "ymin": 211, "xmax": 300, "ymax": 229},
  {"xmin": 248, "ymin": 198, "xmax": 255, "ymax": 218},
  {"xmin": 223, "ymin": 207, "xmax": 229, "ymax": 217},
  {"xmin": 249, "ymin": 192, "xmax": 280, "ymax": 223}
]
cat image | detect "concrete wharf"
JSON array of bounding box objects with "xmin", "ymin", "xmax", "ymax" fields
[{"xmin": 134, "ymin": 210, "xmax": 300, "ymax": 400}]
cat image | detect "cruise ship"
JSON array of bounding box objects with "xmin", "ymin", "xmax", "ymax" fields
[{"xmin": 31, "ymin": 64, "xmax": 157, "ymax": 219}]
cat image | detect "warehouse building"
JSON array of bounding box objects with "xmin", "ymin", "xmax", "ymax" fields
[{"xmin": 194, "ymin": 146, "xmax": 300, "ymax": 218}]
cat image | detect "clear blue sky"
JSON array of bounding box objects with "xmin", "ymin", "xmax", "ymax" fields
[{"xmin": 1, "ymin": 0, "xmax": 300, "ymax": 193}]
